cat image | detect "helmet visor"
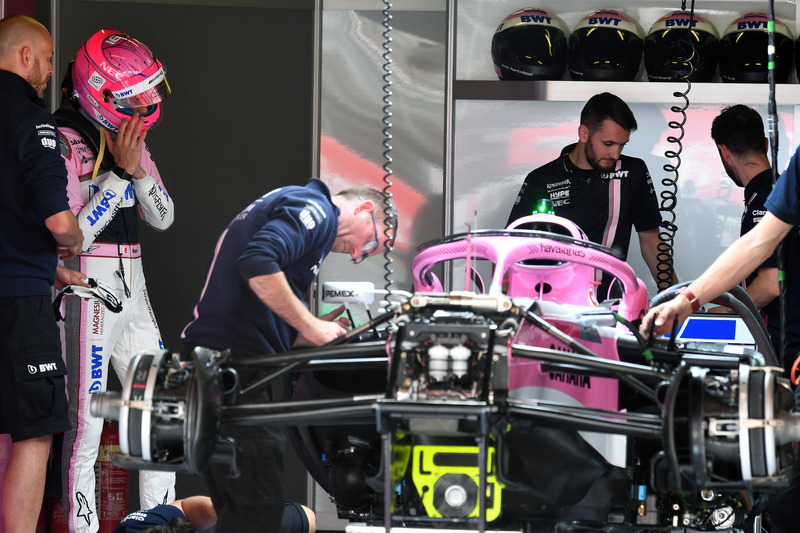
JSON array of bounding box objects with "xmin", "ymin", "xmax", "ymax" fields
[{"xmin": 108, "ymin": 67, "xmax": 171, "ymax": 109}]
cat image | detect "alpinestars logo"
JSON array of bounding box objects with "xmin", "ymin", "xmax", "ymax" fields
[{"xmin": 76, "ymin": 491, "xmax": 94, "ymax": 526}]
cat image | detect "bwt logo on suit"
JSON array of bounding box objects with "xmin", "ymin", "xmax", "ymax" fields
[{"xmin": 28, "ymin": 362, "xmax": 58, "ymax": 374}]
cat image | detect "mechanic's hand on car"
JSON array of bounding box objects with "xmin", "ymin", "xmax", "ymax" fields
[
  {"xmin": 639, "ymin": 297, "xmax": 692, "ymax": 338},
  {"xmin": 294, "ymin": 305, "xmax": 352, "ymax": 347}
]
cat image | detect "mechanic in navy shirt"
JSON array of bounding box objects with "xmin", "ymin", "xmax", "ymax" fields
[
  {"xmin": 0, "ymin": 14, "xmax": 84, "ymax": 532},
  {"xmin": 507, "ymin": 92, "xmax": 672, "ymax": 298},
  {"xmin": 181, "ymin": 179, "xmax": 396, "ymax": 532},
  {"xmin": 708, "ymin": 105, "xmax": 800, "ymax": 371},
  {"xmin": 644, "ymin": 111, "xmax": 800, "ymax": 533},
  {"xmin": 113, "ymin": 497, "xmax": 315, "ymax": 533},
  {"xmin": 643, "ymin": 127, "xmax": 800, "ymax": 341}
]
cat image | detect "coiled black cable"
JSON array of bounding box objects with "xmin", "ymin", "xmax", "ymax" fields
[
  {"xmin": 656, "ymin": 0, "xmax": 697, "ymax": 291},
  {"xmin": 381, "ymin": 0, "xmax": 397, "ymax": 295}
]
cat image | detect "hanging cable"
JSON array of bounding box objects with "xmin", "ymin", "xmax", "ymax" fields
[
  {"xmin": 656, "ymin": 1, "xmax": 697, "ymax": 291},
  {"xmin": 380, "ymin": 0, "xmax": 397, "ymax": 296},
  {"xmin": 766, "ymin": 0, "xmax": 788, "ymax": 371}
]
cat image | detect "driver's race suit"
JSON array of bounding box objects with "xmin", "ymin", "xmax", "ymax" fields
[{"xmin": 57, "ymin": 122, "xmax": 176, "ymax": 533}]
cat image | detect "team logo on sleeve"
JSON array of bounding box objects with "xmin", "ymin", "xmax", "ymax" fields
[
  {"xmin": 36, "ymin": 124, "xmax": 57, "ymax": 149},
  {"xmin": 299, "ymin": 209, "xmax": 316, "ymax": 230}
]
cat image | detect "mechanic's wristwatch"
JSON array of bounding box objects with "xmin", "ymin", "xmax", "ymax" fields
[
  {"xmin": 113, "ymin": 166, "xmax": 133, "ymax": 181},
  {"xmin": 676, "ymin": 287, "xmax": 701, "ymax": 313}
]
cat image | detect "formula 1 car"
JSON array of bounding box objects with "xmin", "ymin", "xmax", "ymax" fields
[{"xmin": 91, "ymin": 214, "xmax": 800, "ymax": 532}]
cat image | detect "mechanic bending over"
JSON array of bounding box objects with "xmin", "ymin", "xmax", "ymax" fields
[{"xmin": 181, "ymin": 180, "xmax": 396, "ymax": 532}]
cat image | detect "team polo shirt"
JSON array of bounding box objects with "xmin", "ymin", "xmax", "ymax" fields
[
  {"xmin": 507, "ymin": 144, "xmax": 661, "ymax": 261},
  {"xmin": 742, "ymin": 170, "xmax": 780, "ymax": 278},
  {"xmin": 0, "ymin": 70, "xmax": 71, "ymax": 297},
  {"xmin": 181, "ymin": 178, "xmax": 339, "ymax": 356}
]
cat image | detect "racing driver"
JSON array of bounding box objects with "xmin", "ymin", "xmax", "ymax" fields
[{"xmin": 54, "ymin": 28, "xmax": 175, "ymax": 533}]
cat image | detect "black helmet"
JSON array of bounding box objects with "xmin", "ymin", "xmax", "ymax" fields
[
  {"xmin": 568, "ymin": 9, "xmax": 644, "ymax": 81},
  {"xmin": 491, "ymin": 8, "xmax": 568, "ymax": 80},
  {"xmin": 719, "ymin": 13, "xmax": 794, "ymax": 83},
  {"xmin": 645, "ymin": 11, "xmax": 720, "ymax": 82}
]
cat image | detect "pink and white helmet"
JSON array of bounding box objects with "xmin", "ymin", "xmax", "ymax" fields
[{"xmin": 69, "ymin": 29, "xmax": 170, "ymax": 132}]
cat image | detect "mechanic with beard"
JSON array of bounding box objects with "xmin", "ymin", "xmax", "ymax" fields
[
  {"xmin": 507, "ymin": 92, "xmax": 670, "ymax": 299},
  {"xmin": 708, "ymin": 105, "xmax": 800, "ymax": 369},
  {"xmin": 0, "ymin": 14, "xmax": 84, "ymax": 532},
  {"xmin": 708, "ymin": 105, "xmax": 800, "ymax": 533}
]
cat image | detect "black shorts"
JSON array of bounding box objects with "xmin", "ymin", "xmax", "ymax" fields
[
  {"xmin": 0, "ymin": 296, "xmax": 70, "ymax": 441},
  {"xmin": 205, "ymin": 424, "xmax": 287, "ymax": 532}
]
